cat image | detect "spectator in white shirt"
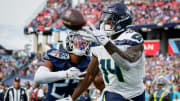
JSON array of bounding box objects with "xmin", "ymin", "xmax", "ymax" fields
[{"xmin": 30, "ymin": 83, "xmax": 44, "ymax": 101}]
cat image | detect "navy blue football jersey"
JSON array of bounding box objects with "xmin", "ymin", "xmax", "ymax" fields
[{"xmin": 43, "ymin": 49, "xmax": 90, "ymax": 101}]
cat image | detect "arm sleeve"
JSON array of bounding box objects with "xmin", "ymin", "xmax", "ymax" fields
[{"xmin": 34, "ymin": 66, "xmax": 67, "ymax": 84}]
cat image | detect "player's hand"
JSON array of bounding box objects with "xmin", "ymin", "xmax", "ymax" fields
[
  {"xmin": 79, "ymin": 22, "xmax": 110, "ymax": 46},
  {"xmin": 56, "ymin": 95, "xmax": 73, "ymax": 101},
  {"xmin": 65, "ymin": 67, "xmax": 86, "ymax": 80}
]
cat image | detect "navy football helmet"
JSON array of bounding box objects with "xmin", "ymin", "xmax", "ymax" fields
[
  {"xmin": 63, "ymin": 31, "xmax": 90, "ymax": 56},
  {"xmin": 100, "ymin": 2, "xmax": 133, "ymax": 36}
]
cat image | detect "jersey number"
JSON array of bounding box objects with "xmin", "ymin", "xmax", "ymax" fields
[
  {"xmin": 51, "ymin": 79, "xmax": 70, "ymax": 99},
  {"xmin": 100, "ymin": 59, "xmax": 125, "ymax": 84}
]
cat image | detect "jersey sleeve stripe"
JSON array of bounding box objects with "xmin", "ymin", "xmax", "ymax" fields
[{"xmin": 114, "ymin": 39, "xmax": 138, "ymax": 46}]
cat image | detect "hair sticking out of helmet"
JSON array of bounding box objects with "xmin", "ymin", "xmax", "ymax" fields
[
  {"xmin": 63, "ymin": 31, "xmax": 90, "ymax": 56},
  {"xmin": 100, "ymin": 2, "xmax": 133, "ymax": 37}
]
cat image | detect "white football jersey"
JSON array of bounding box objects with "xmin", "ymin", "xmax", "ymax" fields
[{"xmin": 91, "ymin": 30, "xmax": 145, "ymax": 99}]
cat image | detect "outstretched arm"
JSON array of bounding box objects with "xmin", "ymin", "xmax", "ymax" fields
[
  {"xmin": 104, "ymin": 42, "xmax": 144, "ymax": 62},
  {"xmin": 72, "ymin": 55, "xmax": 99, "ymax": 100},
  {"xmin": 34, "ymin": 60, "xmax": 67, "ymax": 83},
  {"xmin": 80, "ymin": 22, "xmax": 144, "ymax": 70},
  {"xmin": 84, "ymin": 21, "xmax": 143, "ymax": 62},
  {"xmin": 34, "ymin": 60, "xmax": 85, "ymax": 83}
]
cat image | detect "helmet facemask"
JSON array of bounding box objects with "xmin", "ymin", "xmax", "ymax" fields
[
  {"xmin": 100, "ymin": 13, "xmax": 116, "ymax": 37},
  {"xmin": 65, "ymin": 33, "xmax": 90, "ymax": 56}
]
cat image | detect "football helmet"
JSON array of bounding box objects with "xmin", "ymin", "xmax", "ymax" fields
[
  {"xmin": 63, "ymin": 31, "xmax": 90, "ymax": 56},
  {"xmin": 100, "ymin": 2, "xmax": 133, "ymax": 36}
]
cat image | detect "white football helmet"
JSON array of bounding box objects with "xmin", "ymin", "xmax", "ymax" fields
[{"xmin": 63, "ymin": 31, "xmax": 90, "ymax": 56}]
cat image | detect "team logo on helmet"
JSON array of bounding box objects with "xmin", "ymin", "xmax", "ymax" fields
[{"xmin": 64, "ymin": 31, "xmax": 90, "ymax": 56}]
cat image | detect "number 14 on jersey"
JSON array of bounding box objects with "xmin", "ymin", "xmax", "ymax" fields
[{"xmin": 100, "ymin": 59, "xmax": 125, "ymax": 84}]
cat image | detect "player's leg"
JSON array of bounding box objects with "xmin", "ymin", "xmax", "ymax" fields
[
  {"xmin": 131, "ymin": 91, "xmax": 145, "ymax": 101},
  {"xmin": 103, "ymin": 91, "xmax": 127, "ymax": 101}
]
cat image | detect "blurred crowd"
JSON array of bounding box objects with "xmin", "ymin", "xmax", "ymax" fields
[
  {"xmin": 19, "ymin": 55, "xmax": 43, "ymax": 77},
  {"xmin": 0, "ymin": 51, "xmax": 29, "ymax": 81},
  {"xmin": 2, "ymin": 0, "xmax": 180, "ymax": 100},
  {"xmin": 27, "ymin": 0, "xmax": 180, "ymax": 31},
  {"xmin": 27, "ymin": 0, "xmax": 70, "ymax": 31},
  {"xmin": 0, "ymin": 51, "xmax": 180, "ymax": 100},
  {"xmin": 129, "ymin": 1, "xmax": 180, "ymax": 25},
  {"xmin": 145, "ymin": 54, "xmax": 180, "ymax": 101}
]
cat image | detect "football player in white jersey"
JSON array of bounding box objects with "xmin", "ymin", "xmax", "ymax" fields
[{"xmin": 58, "ymin": 2, "xmax": 145, "ymax": 101}]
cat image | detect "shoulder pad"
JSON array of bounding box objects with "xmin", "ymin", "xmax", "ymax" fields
[
  {"xmin": 131, "ymin": 32, "xmax": 143, "ymax": 43},
  {"xmin": 45, "ymin": 49, "xmax": 70, "ymax": 60},
  {"xmin": 115, "ymin": 30, "xmax": 143, "ymax": 46},
  {"xmin": 122, "ymin": 30, "xmax": 143, "ymax": 43}
]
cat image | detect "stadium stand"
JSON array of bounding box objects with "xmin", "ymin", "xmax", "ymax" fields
[
  {"xmin": 2, "ymin": 0, "xmax": 179, "ymax": 101},
  {"xmin": 0, "ymin": 51, "xmax": 31, "ymax": 82},
  {"xmin": 25, "ymin": 0, "xmax": 180, "ymax": 32},
  {"xmin": 1, "ymin": 51, "xmax": 180, "ymax": 100}
]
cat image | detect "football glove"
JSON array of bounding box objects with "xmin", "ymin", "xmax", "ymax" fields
[
  {"xmin": 79, "ymin": 22, "xmax": 110, "ymax": 46},
  {"xmin": 56, "ymin": 95, "xmax": 73, "ymax": 101},
  {"xmin": 66, "ymin": 67, "xmax": 86, "ymax": 80}
]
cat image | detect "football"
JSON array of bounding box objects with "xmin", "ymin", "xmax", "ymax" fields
[{"xmin": 62, "ymin": 9, "xmax": 86, "ymax": 30}]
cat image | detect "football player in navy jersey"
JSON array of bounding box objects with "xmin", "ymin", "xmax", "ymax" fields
[{"xmin": 34, "ymin": 31, "xmax": 104, "ymax": 101}]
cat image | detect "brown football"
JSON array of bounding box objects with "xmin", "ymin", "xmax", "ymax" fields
[{"xmin": 62, "ymin": 9, "xmax": 86, "ymax": 30}]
